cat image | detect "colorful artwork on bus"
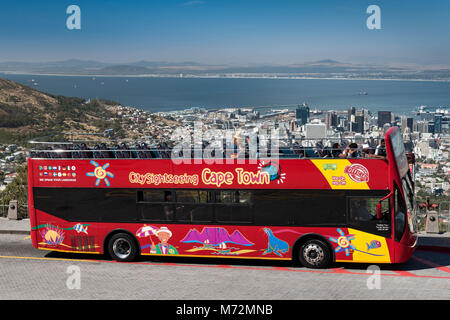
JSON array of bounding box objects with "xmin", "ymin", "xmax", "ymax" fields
[
  {"xmin": 262, "ymin": 228, "xmax": 290, "ymax": 257},
  {"xmin": 181, "ymin": 227, "xmax": 256, "ymax": 256},
  {"xmin": 86, "ymin": 160, "xmax": 114, "ymax": 186}
]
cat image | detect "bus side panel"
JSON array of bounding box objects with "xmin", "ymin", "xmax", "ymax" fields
[
  {"xmin": 27, "ymin": 159, "xmax": 38, "ymax": 249},
  {"xmin": 28, "ymin": 210, "xmax": 395, "ymax": 264}
]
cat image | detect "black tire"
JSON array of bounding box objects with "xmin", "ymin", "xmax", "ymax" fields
[
  {"xmin": 298, "ymin": 239, "xmax": 331, "ymax": 269},
  {"xmin": 108, "ymin": 233, "xmax": 138, "ymax": 262}
]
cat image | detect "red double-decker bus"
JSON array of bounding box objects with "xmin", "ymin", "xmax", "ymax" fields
[{"xmin": 27, "ymin": 126, "xmax": 417, "ymax": 268}]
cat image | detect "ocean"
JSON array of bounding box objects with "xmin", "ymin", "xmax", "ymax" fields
[{"xmin": 2, "ymin": 74, "xmax": 450, "ymax": 114}]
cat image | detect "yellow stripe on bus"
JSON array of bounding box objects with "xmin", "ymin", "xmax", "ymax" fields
[{"xmin": 311, "ymin": 159, "xmax": 370, "ymax": 190}]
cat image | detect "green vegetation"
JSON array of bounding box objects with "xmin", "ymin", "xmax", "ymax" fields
[{"xmin": 0, "ymin": 165, "xmax": 28, "ymax": 217}]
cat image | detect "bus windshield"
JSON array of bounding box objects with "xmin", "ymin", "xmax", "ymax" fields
[
  {"xmin": 389, "ymin": 128, "xmax": 409, "ymax": 178},
  {"xmin": 402, "ymin": 175, "xmax": 417, "ymax": 233}
]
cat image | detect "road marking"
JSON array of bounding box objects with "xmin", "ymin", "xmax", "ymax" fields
[
  {"xmin": 0, "ymin": 255, "xmax": 99, "ymax": 263},
  {"xmin": 412, "ymin": 256, "xmax": 450, "ymax": 274},
  {"xmin": 331, "ymin": 267, "xmax": 353, "ymax": 274},
  {"xmin": 0, "ymin": 254, "xmax": 449, "ymax": 280},
  {"xmin": 391, "ymin": 270, "xmax": 419, "ymax": 277}
]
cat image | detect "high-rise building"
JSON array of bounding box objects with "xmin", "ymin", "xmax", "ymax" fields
[
  {"xmin": 325, "ymin": 112, "xmax": 338, "ymax": 129},
  {"xmin": 348, "ymin": 107, "xmax": 356, "ymax": 122},
  {"xmin": 414, "ymin": 120, "xmax": 429, "ymax": 133},
  {"xmin": 378, "ymin": 111, "xmax": 391, "ymax": 128},
  {"xmin": 289, "ymin": 120, "xmax": 298, "ymax": 132},
  {"xmin": 296, "ymin": 103, "xmax": 310, "ymax": 126},
  {"xmin": 355, "ymin": 115, "xmax": 364, "ymax": 133},
  {"xmin": 400, "ymin": 116, "xmax": 414, "ymax": 133},
  {"xmin": 401, "ymin": 116, "xmax": 408, "ymax": 133},
  {"xmin": 407, "ymin": 118, "xmax": 414, "ymax": 131},
  {"xmin": 434, "ymin": 114, "xmax": 443, "ymax": 133}
]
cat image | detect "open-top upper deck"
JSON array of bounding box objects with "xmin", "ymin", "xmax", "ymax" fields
[{"xmin": 27, "ymin": 127, "xmax": 411, "ymax": 191}]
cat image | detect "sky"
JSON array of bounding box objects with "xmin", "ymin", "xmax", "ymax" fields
[{"xmin": 1, "ymin": 0, "xmax": 449, "ymax": 66}]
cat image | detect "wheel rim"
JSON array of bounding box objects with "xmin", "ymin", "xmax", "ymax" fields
[
  {"xmin": 113, "ymin": 238, "xmax": 131, "ymax": 259},
  {"xmin": 302, "ymin": 243, "xmax": 325, "ymax": 266}
]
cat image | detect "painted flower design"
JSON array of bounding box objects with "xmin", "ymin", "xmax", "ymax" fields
[
  {"xmin": 329, "ymin": 228, "xmax": 356, "ymax": 256},
  {"xmin": 40, "ymin": 225, "xmax": 65, "ymax": 246},
  {"xmin": 86, "ymin": 160, "xmax": 114, "ymax": 186}
]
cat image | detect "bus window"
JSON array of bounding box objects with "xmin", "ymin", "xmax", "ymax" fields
[
  {"xmin": 394, "ymin": 185, "xmax": 406, "ymax": 242},
  {"xmin": 216, "ymin": 191, "xmax": 234, "ymax": 203},
  {"xmin": 252, "ymin": 190, "xmax": 347, "ymax": 226},
  {"xmin": 175, "ymin": 190, "xmax": 213, "ymax": 223},
  {"xmin": 138, "ymin": 190, "xmax": 167, "ymax": 202},
  {"xmin": 402, "ymin": 178, "xmax": 417, "ymax": 233},
  {"xmin": 199, "ymin": 190, "xmax": 214, "ymax": 203},
  {"xmin": 101, "ymin": 189, "xmax": 137, "ymax": 221},
  {"xmin": 235, "ymin": 191, "xmax": 251, "ymax": 204},
  {"xmin": 349, "ymin": 198, "xmax": 379, "ymax": 222},
  {"xmin": 137, "ymin": 190, "xmax": 174, "ymax": 222},
  {"xmin": 348, "ymin": 195, "xmax": 391, "ymax": 237},
  {"xmin": 292, "ymin": 192, "xmax": 346, "ymax": 226},
  {"xmin": 253, "ymin": 190, "xmax": 292, "ymax": 225},
  {"xmin": 215, "ymin": 190, "xmax": 253, "ymax": 223}
]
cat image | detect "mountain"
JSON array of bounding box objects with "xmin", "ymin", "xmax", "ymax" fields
[
  {"xmin": 98, "ymin": 65, "xmax": 154, "ymax": 75},
  {"xmin": 181, "ymin": 227, "xmax": 254, "ymax": 246},
  {"xmin": 0, "ymin": 78, "xmax": 123, "ymax": 144},
  {"xmin": 0, "ymin": 59, "xmax": 449, "ymax": 80},
  {"xmin": 0, "ymin": 59, "xmax": 110, "ymax": 74}
]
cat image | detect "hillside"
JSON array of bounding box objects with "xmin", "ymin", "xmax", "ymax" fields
[{"xmin": 0, "ymin": 78, "xmax": 125, "ymax": 144}]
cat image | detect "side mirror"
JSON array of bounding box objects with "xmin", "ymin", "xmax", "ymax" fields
[{"xmin": 377, "ymin": 202, "xmax": 382, "ymax": 220}]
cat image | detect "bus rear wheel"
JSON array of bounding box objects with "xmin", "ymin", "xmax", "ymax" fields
[
  {"xmin": 298, "ymin": 239, "xmax": 331, "ymax": 269},
  {"xmin": 108, "ymin": 233, "xmax": 138, "ymax": 262}
]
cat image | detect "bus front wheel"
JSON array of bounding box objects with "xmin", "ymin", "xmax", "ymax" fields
[
  {"xmin": 108, "ymin": 233, "xmax": 138, "ymax": 262},
  {"xmin": 298, "ymin": 239, "xmax": 331, "ymax": 269}
]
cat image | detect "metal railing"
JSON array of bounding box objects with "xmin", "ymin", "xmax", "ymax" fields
[{"xmin": 27, "ymin": 134, "xmax": 389, "ymax": 160}]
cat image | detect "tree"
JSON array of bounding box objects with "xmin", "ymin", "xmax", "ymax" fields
[{"xmin": 0, "ymin": 165, "xmax": 28, "ymax": 217}]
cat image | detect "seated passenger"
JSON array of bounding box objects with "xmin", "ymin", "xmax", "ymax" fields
[
  {"xmin": 331, "ymin": 143, "xmax": 343, "ymax": 158},
  {"xmin": 341, "ymin": 142, "xmax": 359, "ymax": 158},
  {"xmin": 373, "ymin": 139, "xmax": 387, "ymax": 159},
  {"xmin": 361, "ymin": 143, "xmax": 374, "ymax": 158},
  {"xmin": 163, "ymin": 192, "xmax": 174, "ymax": 221}
]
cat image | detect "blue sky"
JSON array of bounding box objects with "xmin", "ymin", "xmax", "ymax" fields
[{"xmin": 1, "ymin": 0, "xmax": 449, "ymax": 66}]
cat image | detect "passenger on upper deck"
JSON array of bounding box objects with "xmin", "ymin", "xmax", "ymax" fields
[
  {"xmin": 331, "ymin": 143, "xmax": 342, "ymax": 158},
  {"xmin": 366, "ymin": 139, "xmax": 387, "ymax": 160},
  {"xmin": 339, "ymin": 142, "xmax": 359, "ymax": 158},
  {"xmin": 375, "ymin": 139, "xmax": 387, "ymax": 157}
]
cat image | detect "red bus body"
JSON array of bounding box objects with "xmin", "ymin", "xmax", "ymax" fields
[{"xmin": 27, "ymin": 127, "xmax": 417, "ymax": 265}]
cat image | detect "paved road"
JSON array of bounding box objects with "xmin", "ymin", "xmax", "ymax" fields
[{"xmin": 0, "ymin": 234, "xmax": 449, "ymax": 300}]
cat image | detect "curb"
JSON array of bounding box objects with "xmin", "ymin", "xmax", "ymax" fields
[{"xmin": 0, "ymin": 230, "xmax": 30, "ymax": 235}]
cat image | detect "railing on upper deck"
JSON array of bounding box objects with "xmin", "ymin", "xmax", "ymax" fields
[{"xmin": 27, "ymin": 132, "xmax": 388, "ymax": 160}]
